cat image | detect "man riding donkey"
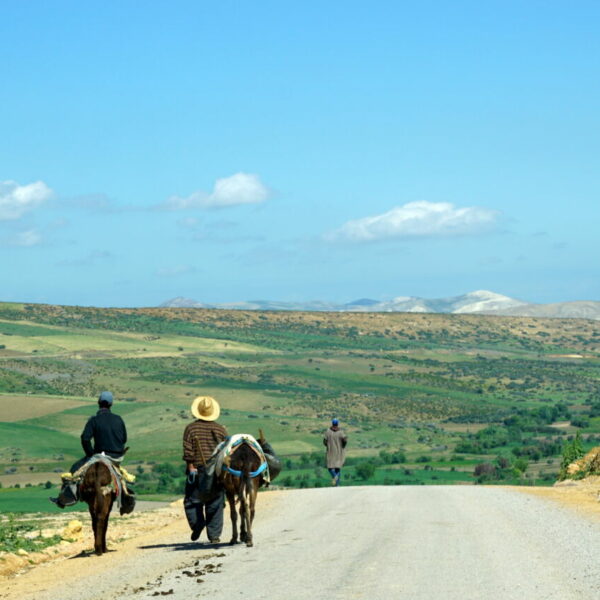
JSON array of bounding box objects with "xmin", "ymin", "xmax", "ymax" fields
[
  {"xmin": 50, "ymin": 391, "xmax": 135, "ymax": 513},
  {"xmin": 183, "ymin": 395, "xmax": 281, "ymax": 544}
]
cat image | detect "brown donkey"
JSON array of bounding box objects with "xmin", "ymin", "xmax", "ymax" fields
[
  {"xmin": 219, "ymin": 435, "xmax": 269, "ymax": 547},
  {"xmin": 79, "ymin": 462, "xmax": 116, "ymax": 555}
]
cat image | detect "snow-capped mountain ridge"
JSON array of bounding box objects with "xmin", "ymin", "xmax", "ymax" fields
[
  {"xmin": 160, "ymin": 290, "xmax": 531, "ymax": 314},
  {"xmin": 159, "ymin": 292, "xmax": 600, "ymax": 318}
]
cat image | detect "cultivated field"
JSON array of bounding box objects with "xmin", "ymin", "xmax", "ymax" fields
[{"xmin": 1, "ymin": 301, "xmax": 600, "ymax": 504}]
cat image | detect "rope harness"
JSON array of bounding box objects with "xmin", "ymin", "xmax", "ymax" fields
[{"xmin": 216, "ymin": 434, "xmax": 270, "ymax": 482}]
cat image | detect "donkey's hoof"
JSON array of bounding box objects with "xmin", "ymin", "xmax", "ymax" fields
[
  {"xmin": 229, "ymin": 538, "xmax": 238, "ymax": 545},
  {"xmin": 246, "ymin": 541, "xmax": 253, "ymax": 547}
]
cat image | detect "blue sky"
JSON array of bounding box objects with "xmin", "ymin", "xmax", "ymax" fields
[{"xmin": 2, "ymin": 1, "xmax": 599, "ymax": 307}]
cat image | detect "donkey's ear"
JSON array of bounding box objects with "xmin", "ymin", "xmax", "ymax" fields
[{"xmin": 259, "ymin": 428, "xmax": 265, "ymax": 444}]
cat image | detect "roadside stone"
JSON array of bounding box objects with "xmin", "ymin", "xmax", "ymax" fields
[
  {"xmin": 61, "ymin": 519, "xmax": 83, "ymax": 540},
  {"xmin": 0, "ymin": 553, "xmax": 25, "ymax": 576}
]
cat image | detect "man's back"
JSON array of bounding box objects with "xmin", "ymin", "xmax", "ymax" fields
[
  {"xmin": 82, "ymin": 408, "xmax": 127, "ymax": 458},
  {"xmin": 324, "ymin": 426, "xmax": 347, "ymax": 469},
  {"xmin": 183, "ymin": 419, "xmax": 228, "ymax": 465}
]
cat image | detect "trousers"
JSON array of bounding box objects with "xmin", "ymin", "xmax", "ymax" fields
[{"xmin": 183, "ymin": 472, "xmax": 224, "ymax": 540}]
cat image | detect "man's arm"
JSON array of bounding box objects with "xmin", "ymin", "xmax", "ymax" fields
[
  {"xmin": 120, "ymin": 417, "xmax": 128, "ymax": 445},
  {"xmin": 182, "ymin": 424, "xmax": 196, "ymax": 472},
  {"xmin": 213, "ymin": 423, "xmax": 228, "ymax": 445},
  {"xmin": 81, "ymin": 417, "xmax": 95, "ymax": 456}
]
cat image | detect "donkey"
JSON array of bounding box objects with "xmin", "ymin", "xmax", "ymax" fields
[
  {"xmin": 219, "ymin": 431, "xmax": 270, "ymax": 547},
  {"xmin": 79, "ymin": 461, "xmax": 116, "ymax": 555}
]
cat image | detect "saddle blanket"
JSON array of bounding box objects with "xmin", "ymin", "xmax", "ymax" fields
[
  {"xmin": 212, "ymin": 434, "xmax": 270, "ymax": 483},
  {"xmin": 68, "ymin": 453, "xmax": 133, "ymax": 508}
]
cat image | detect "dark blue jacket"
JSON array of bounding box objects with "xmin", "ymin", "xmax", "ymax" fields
[{"xmin": 81, "ymin": 408, "xmax": 127, "ymax": 458}]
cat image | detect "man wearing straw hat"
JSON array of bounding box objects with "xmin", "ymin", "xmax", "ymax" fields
[{"xmin": 182, "ymin": 395, "xmax": 228, "ymax": 543}]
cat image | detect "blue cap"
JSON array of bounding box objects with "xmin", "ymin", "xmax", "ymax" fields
[
  {"xmin": 98, "ymin": 391, "xmax": 113, "ymax": 405},
  {"xmin": 332, "ymin": 418, "xmax": 339, "ymax": 426}
]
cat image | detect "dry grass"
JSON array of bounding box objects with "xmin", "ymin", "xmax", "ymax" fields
[
  {"xmin": 0, "ymin": 318, "xmax": 271, "ymax": 358},
  {"xmin": 0, "ymin": 472, "xmax": 58, "ymax": 487},
  {"xmin": 439, "ymin": 423, "xmax": 489, "ymax": 434},
  {"xmin": 0, "ymin": 395, "xmax": 89, "ymax": 423},
  {"xmin": 513, "ymin": 477, "xmax": 600, "ymax": 523}
]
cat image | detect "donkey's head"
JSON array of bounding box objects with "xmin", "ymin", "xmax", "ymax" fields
[{"xmin": 258, "ymin": 428, "xmax": 268, "ymax": 451}]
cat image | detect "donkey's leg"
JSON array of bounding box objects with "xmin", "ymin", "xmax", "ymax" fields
[
  {"xmin": 226, "ymin": 490, "xmax": 238, "ymax": 544},
  {"xmin": 96, "ymin": 510, "xmax": 107, "ymax": 555},
  {"xmin": 246, "ymin": 483, "xmax": 258, "ymax": 547},
  {"xmin": 244, "ymin": 487, "xmax": 255, "ymax": 547},
  {"xmin": 240, "ymin": 493, "xmax": 248, "ymax": 542},
  {"xmin": 94, "ymin": 512, "xmax": 105, "ymax": 555},
  {"xmin": 88, "ymin": 504, "xmax": 100, "ymax": 555},
  {"xmin": 100, "ymin": 498, "xmax": 113, "ymax": 553}
]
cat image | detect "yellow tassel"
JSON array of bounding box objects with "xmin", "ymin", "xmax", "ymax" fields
[{"xmin": 119, "ymin": 466, "xmax": 136, "ymax": 483}]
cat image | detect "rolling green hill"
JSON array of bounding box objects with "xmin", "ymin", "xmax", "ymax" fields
[{"xmin": 1, "ymin": 301, "xmax": 600, "ymax": 503}]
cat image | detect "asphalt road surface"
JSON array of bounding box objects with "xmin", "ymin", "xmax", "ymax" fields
[{"xmin": 8, "ymin": 486, "xmax": 600, "ymax": 600}]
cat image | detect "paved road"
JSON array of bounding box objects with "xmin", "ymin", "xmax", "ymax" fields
[
  {"xmin": 132, "ymin": 486, "xmax": 600, "ymax": 600},
  {"xmin": 7, "ymin": 487, "xmax": 600, "ymax": 600}
]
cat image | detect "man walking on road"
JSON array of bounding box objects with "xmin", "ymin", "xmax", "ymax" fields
[
  {"xmin": 183, "ymin": 395, "xmax": 228, "ymax": 543},
  {"xmin": 323, "ymin": 418, "xmax": 347, "ymax": 486}
]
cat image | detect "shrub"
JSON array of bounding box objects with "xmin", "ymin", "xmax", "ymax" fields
[
  {"xmin": 559, "ymin": 432, "xmax": 584, "ymax": 480},
  {"xmin": 355, "ymin": 462, "xmax": 376, "ymax": 481}
]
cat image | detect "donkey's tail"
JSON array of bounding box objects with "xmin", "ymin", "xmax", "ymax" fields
[
  {"xmin": 239, "ymin": 466, "xmax": 251, "ymax": 501},
  {"xmin": 93, "ymin": 464, "xmax": 104, "ymax": 512}
]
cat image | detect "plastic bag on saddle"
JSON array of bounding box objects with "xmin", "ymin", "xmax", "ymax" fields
[{"xmin": 260, "ymin": 441, "xmax": 282, "ymax": 482}]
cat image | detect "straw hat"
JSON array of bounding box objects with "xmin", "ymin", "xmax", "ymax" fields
[{"xmin": 191, "ymin": 396, "xmax": 220, "ymax": 421}]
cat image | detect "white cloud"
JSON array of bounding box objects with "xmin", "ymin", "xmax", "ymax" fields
[
  {"xmin": 0, "ymin": 180, "xmax": 53, "ymax": 220},
  {"xmin": 12, "ymin": 229, "xmax": 43, "ymax": 247},
  {"xmin": 327, "ymin": 201, "xmax": 501, "ymax": 242},
  {"xmin": 165, "ymin": 173, "xmax": 270, "ymax": 210}
]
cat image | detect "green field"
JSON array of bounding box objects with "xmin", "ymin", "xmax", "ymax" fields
[
  {"xmin": 0, "ymin": 485, "xmax": 83, "ymax": 513},
  {"xmin": 1, "ymin": 301, "xmax": 600, "ymax": 507}
]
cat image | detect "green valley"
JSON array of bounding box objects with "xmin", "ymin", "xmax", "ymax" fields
[{"xmin": 1, "ymin": 301, "xmax": 600, "ymax": 507}]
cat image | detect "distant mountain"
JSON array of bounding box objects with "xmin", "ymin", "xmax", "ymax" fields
[
  {"xmin": 159, "ymin": 291, "xmax": 600, "ymax": 319},
  {"xmin": 366, "ymin": 290, "xmax": 529, "ymax": 314},
  {"xmin": 160, "ymin": 290, "xmax": 531, "ymax": 314},
  {"xmin": 159, "ymin": 296, "xmax": 210, "ymax": 308},
  {"xmin": 488, "ymin": 301, "xmax": 600, "ymax": 320},
  {"xmin": 159, "ymin": 297, "xmax": 341, "ymax": 311}
]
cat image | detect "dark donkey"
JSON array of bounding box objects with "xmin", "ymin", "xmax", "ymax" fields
[
  {"xmin": 219, "ymin": 430, "xmax": 274, "ymax": 547},
  {"xmin": 78, "ymin": 461, "xmax": 116, "ymax": 555}
]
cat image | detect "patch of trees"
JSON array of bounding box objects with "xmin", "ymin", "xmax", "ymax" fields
[
  {"xmin": 134, "ymin": 462, "xmax": 185, "ymax": 495},
  {"xmin": 455, "ymin": 403, "xmax": 570, "ymax": 457},
  {"xmin": 472, "ymin": 455, "xmax": 529, "ymax": 483}
]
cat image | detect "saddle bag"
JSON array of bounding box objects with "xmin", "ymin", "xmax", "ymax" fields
[
  {"xmin": 189, "ymin": 437, "xmax": 219, "ymax": 503},
  {"xmin": 199, "ymin": 458, "xmax": 217, "ymax": 501},
  {"xmin": 120, "ymin": 485, "xmax": 136, "ymax": 515},
  {"xmin": 189, "ymin": 458, "xmax": 218, "ymax": 503}
]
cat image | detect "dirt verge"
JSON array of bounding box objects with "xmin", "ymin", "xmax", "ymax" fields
[{"xmin": 511, "ymin": 476, "xmax": 600, "ymax": 523}]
